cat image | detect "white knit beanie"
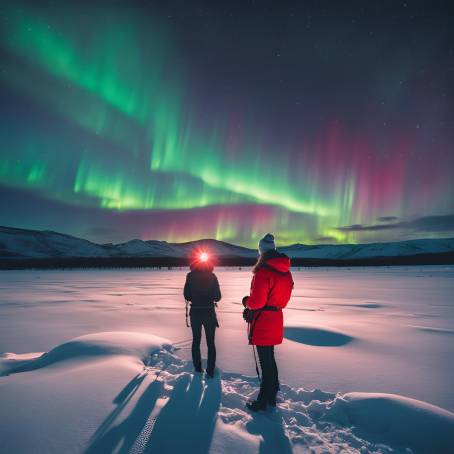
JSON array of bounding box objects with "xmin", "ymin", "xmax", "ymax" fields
[{"xmin": 258, "ymin": 233, "xmax": 276, "ymax": 254}]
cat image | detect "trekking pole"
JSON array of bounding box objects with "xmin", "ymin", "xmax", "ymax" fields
[
  {"xmin": 247, "ymin": 319, "xmax": 262, "ymax": 382},
  {"xmin": 252, "ymin": 344, "xmax": 261, "ymax": 382},
  {"xmin": 214, "ymin": 302, "xmax": 220, "ymax": 327},
  {"xmin": 185, "ymin": 300, "xmax": 190, "ymax": 327},
  {"xmin": 243, "ymin": 297, "xmax": 262, "ymax": 382}
]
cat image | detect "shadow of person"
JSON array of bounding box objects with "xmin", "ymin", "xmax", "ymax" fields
[
  {"xmin": 113, "ymin": 372, "xmax": 147, "ymax": 405},
  {"xmin": 144, "ymin": 373, "xmax": 221, "ymax": 453},
  {"xmin": 84, "ymin": 375, "xmax": 162, "ymax": 454},
  {"xmin": 246, "ymin": 411, "xmax": 293, "ymax": 454},
  {"xmin": 88, "ymin": 372, "xmax": 147, "ymax": 444}
]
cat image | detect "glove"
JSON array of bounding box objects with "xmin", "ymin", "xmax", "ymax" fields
[
  {"xmin": 243, "ymin": 308, "xmax": 254, "ymax": 323},
  {"xmin": 242, "ymin": 296, "xmax": 249, "ymax": 307}
]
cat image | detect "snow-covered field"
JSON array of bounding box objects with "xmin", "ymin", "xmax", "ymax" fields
[{"xmin": 1, "ymin": 266, "xmax": 453, "ymax": 453}]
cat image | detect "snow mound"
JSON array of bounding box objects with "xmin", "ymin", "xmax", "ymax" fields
[
  {"xmin": 218, "ymin": 374, "xmax": 454, "ymax": 453},
  {"xmin": 1, "ymin": 334, "xmax": 453, "ymax": 453},
  {"xmin": 284, "ymin": 325, "xmax": 354, "ymax": 346},
  {"xmin": 326, "ymin": 392, "xmax": 454, "ymax": 453},
  {"xmin": 0, "ymin": 331, "xmax": 170, "ymax": 376}
]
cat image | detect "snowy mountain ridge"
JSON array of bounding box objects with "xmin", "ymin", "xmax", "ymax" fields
[{"xmin": 1, "ymin": 225, "xmax": 454, "ymax": 260}]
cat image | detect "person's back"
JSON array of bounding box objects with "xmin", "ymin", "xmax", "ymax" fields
[
  {"xmin": 246, "ymin": 248, "xmax": 293, "ymax": 346},
  {"xmin": 184, "ymin": 268, "xmax": 221, "ymax": 309},
  {"xmin": 183, "ymin": 257, "xmax": 221, "ymax": 377}
]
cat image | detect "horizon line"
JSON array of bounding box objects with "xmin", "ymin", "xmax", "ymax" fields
[{"xmin": 1, "ymin": 224, "xmax": 453, "ymax": 250}]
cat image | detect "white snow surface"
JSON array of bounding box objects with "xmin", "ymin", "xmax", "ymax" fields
[{"xmin": 0, "ymin": 266, "xmax": 453, "ymax": 453}]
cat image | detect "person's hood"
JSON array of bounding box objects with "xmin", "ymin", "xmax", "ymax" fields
[
  {"xmin": 266, "ymin": 255, "xmax": 291, "ymax": 273},
  {"xmin": 259, "ymin": 249, "xmax": 290, "ymax": 273}
]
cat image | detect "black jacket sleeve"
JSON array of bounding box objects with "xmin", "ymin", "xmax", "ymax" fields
[
  {"xmin": 212, "ymin": 275, "xmax": 221, "ymax": 302},
  {"xmin": 183, "ymin": 273, "xmax": 192, "ymax": 301}
]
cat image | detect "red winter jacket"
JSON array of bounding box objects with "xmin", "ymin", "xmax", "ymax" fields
[{"xmin": 245, "ymin": 251, "xmax": 293, "ymax": 346}]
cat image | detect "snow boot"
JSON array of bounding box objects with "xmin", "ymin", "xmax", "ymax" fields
[{"xmin": 246, "ymin": 399, "xmax": 268, "ymax": 412}]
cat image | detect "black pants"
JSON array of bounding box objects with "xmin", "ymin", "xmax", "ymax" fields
[
  {"xmin": 190, "ymin": 309, "xmax": 217, "ymax": 373},
  {"xmin": 256, "ymin": 345, "xmax": 279, "ymax": 403}
]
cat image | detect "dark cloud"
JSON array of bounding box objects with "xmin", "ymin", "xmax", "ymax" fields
[
  {"xmin": 411, "ymin": 215, "xmax": 454, "ymax": 232},
  {"xmin": 338, "ymin": 215, "xmax": 454, "ymax": 233},
  {"xmin": 377, "ymin": 216, "xmax": 399, "ymax": 222}
]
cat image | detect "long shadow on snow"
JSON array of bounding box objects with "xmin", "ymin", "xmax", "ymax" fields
[
  {"xmin": 246, "ymin": 412, "xmax": 293, "ymax": 454},
  {"xmin": 84, "ymin": 374, "xmax": 162, "ymax": 454},
  {"xmin": 144, "ymin": 373, "xmax": 221, "ymax": 452},
  {"xmin": 85, "ymin": 372, "xmax": 221, "ymax": 454}
]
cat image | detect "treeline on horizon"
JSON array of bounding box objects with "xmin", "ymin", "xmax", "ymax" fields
[{"xmin": 1, "ymin": 252, "xmax": 454, "ymax": 270}]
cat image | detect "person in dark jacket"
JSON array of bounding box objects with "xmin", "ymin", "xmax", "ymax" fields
[
  {"xmin": 184, "ymin": 252, "xmax": 221, "ymax": 378},
  {"xmin": 243, "ymin": 233, "xmax": 293, "ymax": 411}
]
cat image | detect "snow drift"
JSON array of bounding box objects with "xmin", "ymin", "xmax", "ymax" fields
[
  {"xmin": 0, "ymin": 332, "xmax": 171, "ymax": 376},
  {"xmin": 326, "ymin": 392, "xmax": 454, "ymax": 453},
  {"xmin": 1, "ymin": 331, "xmax": 453, "ymax": 453}
]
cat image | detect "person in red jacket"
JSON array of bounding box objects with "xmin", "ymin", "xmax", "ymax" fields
[{"xmin": 242, "ymin": 233, "xmax": 293, "ymax": 411}]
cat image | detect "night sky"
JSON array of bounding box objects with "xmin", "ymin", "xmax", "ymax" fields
[{"xmin": 1, "ymin": 0, "xmax": 453, "ymax": 247}]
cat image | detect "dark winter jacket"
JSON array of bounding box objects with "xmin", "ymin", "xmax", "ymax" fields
[
  {"xmin": 244, "ymin": 250, "xmax": 293, "ymax": 346},
  {"xmin": 184, "ymin": 266, "xmax": 221, "ymax": 310}
]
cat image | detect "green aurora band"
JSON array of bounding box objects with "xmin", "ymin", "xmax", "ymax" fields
[{"xmin": 1, "ymin": 3, "xmax": 450, "ymax": 246}]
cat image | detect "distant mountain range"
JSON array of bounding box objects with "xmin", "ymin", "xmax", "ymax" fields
[{"xmin": 1, "ymin": 226, "xmax": 454, "ymax": 268}]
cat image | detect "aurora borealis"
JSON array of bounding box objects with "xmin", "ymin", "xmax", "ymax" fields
[{"xmin": 1, "ymin": 1, "xmax": 453, "ymax": 247}]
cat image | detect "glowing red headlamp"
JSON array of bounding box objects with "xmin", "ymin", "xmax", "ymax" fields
[{"xmin": 189, "ymin": 248, "xmax": 214, "ymax": 270}]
